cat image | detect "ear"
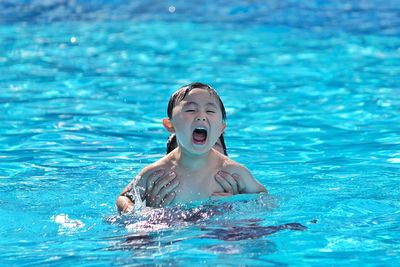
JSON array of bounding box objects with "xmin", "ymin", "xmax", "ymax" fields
[
  {"xmin": 221, "ymin": 122, "xmax": 226, "ymax": 134},
  {"xmin": 163, "ymin": 118, "xmax": 175, "ymax": 133}
]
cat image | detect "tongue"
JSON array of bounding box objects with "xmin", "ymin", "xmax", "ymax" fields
[{"xmin": 193, "ymin": 132, "xmax": 206, "ymax": 142}]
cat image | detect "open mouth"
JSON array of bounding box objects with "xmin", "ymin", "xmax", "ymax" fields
[{"xmin": 192, "ymin": 127, "xmax": 207, "ymax": 145}]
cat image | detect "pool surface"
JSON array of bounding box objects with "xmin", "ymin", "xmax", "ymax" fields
[{"xmin": 1, "ymin": 1, "xmax": 400, "ymax": 266}]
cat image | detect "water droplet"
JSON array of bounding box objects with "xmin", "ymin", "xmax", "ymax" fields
[{"xmin": 168, "ymin": 6, "xmax": 176, "ymax": 13}]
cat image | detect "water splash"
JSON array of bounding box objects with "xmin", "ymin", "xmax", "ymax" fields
[{"xmin": 51, "ymin": 214, "xmax": 84, "ymax": 234}]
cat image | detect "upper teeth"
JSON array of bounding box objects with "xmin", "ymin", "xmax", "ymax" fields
[{"xmin": 195, "ymin": 127, "xmax": 206, "ymax": 130}]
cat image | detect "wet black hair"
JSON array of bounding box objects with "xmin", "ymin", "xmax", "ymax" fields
[
  {"xmin": 167, "ymin": 82, "xmax": 226, "ymax": 121},
  {"xmin": 166, "ymin": 82, "xmax": 228, "ymax": 155}
]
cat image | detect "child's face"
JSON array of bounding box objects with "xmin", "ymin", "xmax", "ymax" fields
[{"xmin": 169, "ymin": 88, "xmax": 226, "ymax": 155}]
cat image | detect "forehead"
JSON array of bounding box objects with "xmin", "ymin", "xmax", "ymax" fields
[{"xmin": 181, "ymin": 88, "xmax": 219, "ymax": 104}]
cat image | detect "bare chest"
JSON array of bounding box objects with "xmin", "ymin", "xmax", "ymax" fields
[{"xmin": 172, "ymin": 171, "xmax": 224, "ymax": 204}]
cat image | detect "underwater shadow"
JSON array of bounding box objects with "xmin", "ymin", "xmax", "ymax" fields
[{"xmin": 200, "ymin": 220, "xmax": 307, "ymax": 241}]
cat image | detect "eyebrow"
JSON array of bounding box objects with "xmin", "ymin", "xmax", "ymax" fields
[{"xmin": 183, "ymin": 101, "xmax": 218, "ymax": 108}]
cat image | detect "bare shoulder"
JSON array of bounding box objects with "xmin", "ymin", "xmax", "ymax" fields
[
  {"xmin": 223, "ymin": 158, "xmax": 267, "ymax": 194},
  {"xmin": 135, "ymin": 155, "xmax": 171, "ymax": 186},
  {"xmin": 223, "ymin": 159, "xmax": 252, "ymax": 179}
]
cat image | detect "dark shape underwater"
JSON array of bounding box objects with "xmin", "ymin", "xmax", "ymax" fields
[{"xmin": 201, "ymin": 222, "xmax": 307, "ymax": 241}]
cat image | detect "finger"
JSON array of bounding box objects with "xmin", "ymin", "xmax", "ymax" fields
[
  {"xmin": 217, "ymin": 171, "xmax": 239, "ymax": 194},
  {"xmin": 149, "ymin": 172, "xmax": 176, "ymax": 200},
  {"xmin": 146, "ymin": 170, "xmax": 167, "ymax": 207},
  {"xmin": 146, "ymin": 169, "xmax": 165, "ymax": 192},
  {"xmin": 149, "ymin": 173, "xmax": 176, "ymax": 207},
  {"xmin": 215, "ymin": 173, "xmax": 234, "ymax": 194},
  {"xmin": 232, "ymin": 173, "xmax": 246, "ymax": 193},
  {"xmin": 161, "ymin": 191, "xmax": 176, "ymax": 206},
  {"xmin": 158, "ymin": 177, "xmax": 179, "ymax": 200},
  {"xmin": 154, "ymin": 177, "xmax": 179, "ymax": 206},
  {"xmin": 211, "ymin": 192, "xmax": 233, "ymax": 197}
]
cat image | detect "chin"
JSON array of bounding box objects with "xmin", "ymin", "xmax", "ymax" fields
[{"xmin": 189, "ymin": 143, "xmax": 213, "ymax": 155}]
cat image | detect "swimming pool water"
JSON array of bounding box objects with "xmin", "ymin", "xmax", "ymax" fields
[{"xmin": 1, "ymin": 1, "xmax": 400, "ymax": 266}]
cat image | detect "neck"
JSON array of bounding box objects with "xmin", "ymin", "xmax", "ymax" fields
[{"xmin": 174, "ymin": 147, "xmax": 211, "ymax": 171}]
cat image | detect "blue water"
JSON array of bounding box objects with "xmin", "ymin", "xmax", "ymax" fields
[{"xmin": 1, "ymin": 1, "xmax": 400, "ymax": 266}]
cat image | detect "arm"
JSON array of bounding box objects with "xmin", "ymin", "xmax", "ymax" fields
[
  {"xmin": 116, "ymin": 195, "xmax": 134, "ymax": 213},
  {"xmin": 115, "ymin": 168, "xmax": 179, "ymax": 213},
  {"xmin": 116, "ymin": 176, "xmax": 143, "ymax": 214},
  {"xmin": 235, "ymin": 166, "xmax": 267, "ymax": 194}
]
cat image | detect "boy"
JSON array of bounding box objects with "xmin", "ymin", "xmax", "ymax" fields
[{"xmin": 116, "ymin": 82, "xmax": 266, "ymax": 213}]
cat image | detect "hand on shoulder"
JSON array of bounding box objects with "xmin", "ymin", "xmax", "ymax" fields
[
  {"xmin": 222, "ymin": 160, "xmax": 267, "ymax": 194},
  {"xmin": 136, "ymin": 162, "xmax": 179, "ymax": 207}
]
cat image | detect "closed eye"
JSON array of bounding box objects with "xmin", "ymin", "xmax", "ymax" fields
[
  {"xmin": 207, "ymin": 110, "xmax": 216, "ymax": 114},
  {"xmin": 185, "ymin": 109, "xmax": 195, "ymax": 112}
]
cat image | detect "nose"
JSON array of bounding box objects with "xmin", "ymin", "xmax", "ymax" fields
[{"xmin": 196, "ymin": 114, "xmax": 206, "ymax": 121}]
